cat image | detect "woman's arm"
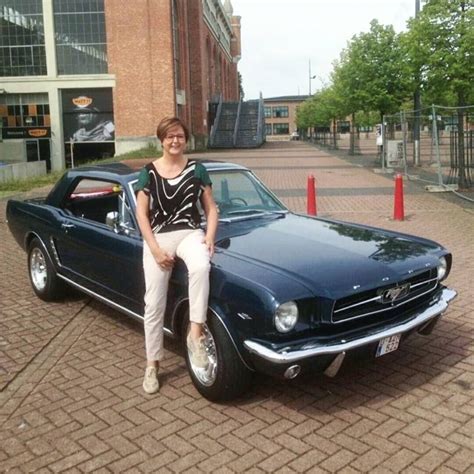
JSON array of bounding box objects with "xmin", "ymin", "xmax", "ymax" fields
[
  {"xmin": 136, "ymin": 190, "xmax": 174, "ymax": 269},
  {"xmin": 200, "ymin": 186, "xmax": 218, "ymax": 257}
]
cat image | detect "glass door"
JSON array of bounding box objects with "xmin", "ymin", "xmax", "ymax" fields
[{"xmin": 25, "ymin": 139, "xmax": 40, "ymax": 162}]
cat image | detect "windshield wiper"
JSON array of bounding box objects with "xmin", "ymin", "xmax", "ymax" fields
[
  {"xmin": 226, "ymin": 208, "xmax": 267, "ymax": 216},
  {"xmin": 220, "ymin": 209, "xmax": 288, "ymax": 223}
]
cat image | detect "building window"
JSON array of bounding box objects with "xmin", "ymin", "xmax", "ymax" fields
[
  {"xmin": 53, "ymin": 0, "xmax": 108, "ymax": 75},
  {"xmin": 0, "ymin": 93, "xmax": 49, "ymax": 128},
  {"xmin": 273, "ymin": 123, "xmax": 289, "ymax": 135},
  {"xmin": 265, "ymin": 123, "xmax": 272, "ymax": 135},
  {"xmin": 0, "ymin": 1, "xmax": 47, "ymax": 76},
  {"xmin": 272, "ymin": 106, "xmax": 289, "ymax": 118},
  {"xmin": 264, "ymin": 106, "xmax": 271, "ymax": 118},
  {"xmin": 337, "ymin": 121, "xmax": 350, "ymax": 134}
]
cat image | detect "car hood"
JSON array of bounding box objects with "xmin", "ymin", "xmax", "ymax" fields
[{"xmin": 215, "ymin": 213, "xmax": 443, "ymax": 300}]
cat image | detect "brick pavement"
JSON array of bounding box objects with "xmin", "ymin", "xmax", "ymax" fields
[{"xmin": 1, "ymin": 141, "xmax": 473, "ymax": 473}]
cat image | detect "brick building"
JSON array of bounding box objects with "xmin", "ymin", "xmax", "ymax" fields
[
  {"xmin": 264, "ymin": 95, "xmax": 309, "ymax": 140},
  {"xmin": 0, "ymin": 0, "xmax": 241, "ymax": 171}
]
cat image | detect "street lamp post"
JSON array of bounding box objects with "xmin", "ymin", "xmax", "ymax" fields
[
  {"xmin": 413, "ymin": 0, "xmax": 421, "ymax": 166},
  {"xmin": 309, "ymin": 60, "xmax": 316, "ymax": 96}
]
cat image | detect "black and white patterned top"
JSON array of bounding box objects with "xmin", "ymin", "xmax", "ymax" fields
[{"xmin": 135, "ymin": 159, "xmax": 212, "ymax": 233}]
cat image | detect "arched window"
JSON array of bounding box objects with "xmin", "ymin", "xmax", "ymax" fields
[
  {"xmin": 171, "ymin": 0, "xmax": 182, "ymax": 90},
  {"xmin": 215, "ymin": 51, "xmax": 221, "ymax": 96},
  {"xmin": 226, "ymin": 63, "xmax": 231, "ymax": 98},
  {"xmin": 206, "ymin": 38, "xmax": 212, "ymax": 97},
  {"xmin": 221, "ymin": 57, "xmax": 227, "ymax": 98}
]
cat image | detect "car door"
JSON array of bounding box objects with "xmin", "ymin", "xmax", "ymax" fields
[{"xmin": 54, "ymin": 177, "xmax": 144, "ymax": 315}]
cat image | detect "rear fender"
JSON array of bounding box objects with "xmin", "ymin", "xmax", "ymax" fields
[
  {"xmin": 24, "ymin": 232, "xmax": 61, "ymax": 273},
  {"xmin": 24, "ymin": 231, "xmax": 44, "ymax": 252}
]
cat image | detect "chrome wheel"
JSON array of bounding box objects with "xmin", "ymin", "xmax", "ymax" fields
[
  {"xmin": 30, "ymin": 248, "xmax": 47, "ymax": 292},
  {"xmin": 27, "ymin": 238, "xmax": 64, "ymax": 301},
  {"xmin": 187, "ymin": 324, "xmax": 218, "ymax": 387},
  {"xmin": 185, "ymin": 312, "xmax": 253, "ymax": 401}
]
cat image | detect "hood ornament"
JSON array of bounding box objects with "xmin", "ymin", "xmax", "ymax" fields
[{"xmin": 381, "ymin": 283, "xmax": 411, "ymax": 304}]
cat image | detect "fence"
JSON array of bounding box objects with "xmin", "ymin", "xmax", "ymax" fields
[
  {"xmin": 312, "ymin": 127, "xmax": 381, "ymax": 160},
  {"xmin": 310, "ymin": 105, "xmax": 474, "ymax": 190},
  {"xmin": 383, "ymin": 105, "xmax": 474, "ymax": 189}
]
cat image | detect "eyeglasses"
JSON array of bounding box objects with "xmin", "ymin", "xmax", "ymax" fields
[{"xmin": 164, "ymin": 134, "xmax": 186, "ymax": 142}]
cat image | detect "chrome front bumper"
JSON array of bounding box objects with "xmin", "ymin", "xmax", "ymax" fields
[{"xmin": 244, "ymin": 287, "xmax": 457, "ymax": 365}]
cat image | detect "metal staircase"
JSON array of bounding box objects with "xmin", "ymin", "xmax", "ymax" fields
[
  {"xmin": 235, "ymin": 100, "xmax": 260, "ymax": 148},
  {"xmin": 209, "ymin": 94, "xmax": 265, "ymax": 149}
]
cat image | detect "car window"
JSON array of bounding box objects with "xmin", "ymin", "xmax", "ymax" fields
[
  {"xmin": 63, "ymin": 178, "xmax": 136, "ymax": 231},
  {"xmin": 210, "ymin": 170, "xmax": 286, "ymax": 217}
]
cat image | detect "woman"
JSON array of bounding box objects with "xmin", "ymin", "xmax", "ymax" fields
[{"xmin": 135, "ymin": 116, "xmax": 218, "ymax": 394}]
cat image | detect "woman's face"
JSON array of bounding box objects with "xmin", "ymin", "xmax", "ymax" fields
[{"xmin": 162, "ymin": 125, "xmax": 187, "ymax": 157}]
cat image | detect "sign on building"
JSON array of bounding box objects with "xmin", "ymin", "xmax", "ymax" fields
[{"xmin": 62, "ymin": 89, "xmax": 115, "ymax": 143}]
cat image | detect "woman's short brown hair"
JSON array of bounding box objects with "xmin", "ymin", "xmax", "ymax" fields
[{"xmin": 156, "ymin": 116, "xmax": 190, "ymax": 142}]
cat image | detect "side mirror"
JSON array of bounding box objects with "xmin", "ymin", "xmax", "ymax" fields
[{"xmin": 105, "ymin": 211, "xmax": 119, "ymax": 230}]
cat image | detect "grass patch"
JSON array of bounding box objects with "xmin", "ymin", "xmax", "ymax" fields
[
  {"xmin": 0, "ymin": 171, "xmax": 64, "ymax": 198},
  {"xmin": 83, "ymin": 143, "xmax": 161, "ymax": 165},
  {"xmin": 0, "ymin": 144, "xmax": 162, "ymax": 196}
]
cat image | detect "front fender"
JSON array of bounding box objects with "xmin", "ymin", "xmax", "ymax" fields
[
  {"xmin": 208, "ymin": 299, "xmax": 255, "ymax": 371},
  {"xmin": 168, "ymin": 295, "xmax": 256, "ymax": 371}
]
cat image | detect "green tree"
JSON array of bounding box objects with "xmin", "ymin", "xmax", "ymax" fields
[
  {"xmin": 330, "ymin": 20, "xmax": 411, "ymax": 154},
  {"xmin": 238, "ymin": 72, "xmax": 244, "ymax": 99},
  {"xmin": 405, "ymin": 0, "xmax": 473, "ymax": 187},
  {"xmin": 333, "ymin": 20, "xmax": 411, "ymax": 123},
  {"xmin": 296, "ymin": 86, "xmax": 346, "ymax": 147},
  {"xmin": 354, "ymin": 110, "xmax": 380, "ymax": 129},
  {"xmin": 405, "ymin": 0, "xmax": 473, "ymax": 106},
  {"xmin": 295, "ymin": 99, "xmax": 317, "ymax": 131}
]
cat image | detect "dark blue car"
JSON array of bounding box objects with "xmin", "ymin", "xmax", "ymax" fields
[{"xmin": 6, "ymin": 161, "xmax": 457, "ymax": 400}]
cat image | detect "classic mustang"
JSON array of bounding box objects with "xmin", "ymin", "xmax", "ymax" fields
[{"xmin": 6, "ymin": 161, "xmax": 457, "ymax": 400}]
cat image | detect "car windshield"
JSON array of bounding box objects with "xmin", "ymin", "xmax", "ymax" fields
[{"xmin": 209, "ymin": 170, "xmax": 287, "ymax": 219}]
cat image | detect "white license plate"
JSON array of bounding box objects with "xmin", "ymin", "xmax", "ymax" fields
[{"xmin": 376, "ymin": 334, "xmax": 401, "ymax": 357}]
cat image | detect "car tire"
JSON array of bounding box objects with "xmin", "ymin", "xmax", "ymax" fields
[
  {"xmin": 184, "ymin": 311, "xmax": 253, "ymax": 401},
  {"xmin": 28, "ymin": 238, "xmax": 64, "ymax": 301}
]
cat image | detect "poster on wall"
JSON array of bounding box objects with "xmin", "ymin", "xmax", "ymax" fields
[{"xmin": 62, "ymin": 88, "xmax": 115, "ymax": 143}]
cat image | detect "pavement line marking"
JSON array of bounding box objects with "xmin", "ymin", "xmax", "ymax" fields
[{"xmin": 0, "ymin": 299, "xmax": 96, "ymax": 426}]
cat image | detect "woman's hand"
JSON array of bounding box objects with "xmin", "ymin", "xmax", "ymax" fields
[
  {"xmin": 202, "ymin": 234, "xmax": 215, "ymax": 258},
  {"xmin": 200, "ymin": 186, "xmax": 218, "ymax": 259},
  {"xmin": 153, "ymin": 247, "xmax": 175, "ymax": 270}
]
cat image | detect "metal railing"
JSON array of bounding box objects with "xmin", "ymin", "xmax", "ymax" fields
[
  {"xmin": 209, "ymin": 94, "xmax": 223, "ymax": 148},
  {"xmin": 256, "ymin": 92, "xmax": 265, "ymax": 145},
  {"xmin": 232, "ymin": 98, "xmax": 242, "ymax": 147}
]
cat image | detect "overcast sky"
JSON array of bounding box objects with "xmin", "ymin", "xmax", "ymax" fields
[{"xmin": 231, "ymin": 0, "xmax": 415, "ymax": 99}]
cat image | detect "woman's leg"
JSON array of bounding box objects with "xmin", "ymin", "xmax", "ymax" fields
[
  {"xmin": 143, "ymin": 242, "xmax": 172, "ymax": 365},
  {"xmin": 143, "ymin": 231, "xmax": 184, "ymax": 363},
  {"xmin": 176, "ymin": 229, "xmax": 211, "ymax": 338}
]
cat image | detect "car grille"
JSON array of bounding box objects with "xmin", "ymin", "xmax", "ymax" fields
[{"xmin": 332, "ymin": 269, "xmax": 438, "ymax": 323}]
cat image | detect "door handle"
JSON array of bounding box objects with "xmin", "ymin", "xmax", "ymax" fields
[{"xmin": 61, "ymin": 223, "xmax": 75, "ymax": 230}]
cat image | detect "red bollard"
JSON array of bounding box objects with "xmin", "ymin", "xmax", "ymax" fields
[
  {"xmin": 393, "ymin": 174, "xmax": 405, "ymax": 221},
  {"xmin": 307, "ymin": 174, "xmax": 317, "ymax": 216}
]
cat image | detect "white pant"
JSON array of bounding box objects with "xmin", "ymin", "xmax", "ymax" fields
[{"xmin": 143, "ymin": 228, "xmax": 210, "ymax": 361}]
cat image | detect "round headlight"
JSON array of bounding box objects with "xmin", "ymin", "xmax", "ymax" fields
[
  {"xmin": 437, "ymin": 256, "xmax": 448, "ymax": 281},
  {"xmin": 274, "ymin": 301, "xmax": 298, "ymax": 333}
]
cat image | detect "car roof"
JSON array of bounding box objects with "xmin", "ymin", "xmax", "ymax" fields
[
  {"xmin": 77, "ymin": 159, "xmax": 249, "ymax": 176},
  {"xmin": 47, "ymin": 159, "xmax": 250, "ymax": 205}
]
